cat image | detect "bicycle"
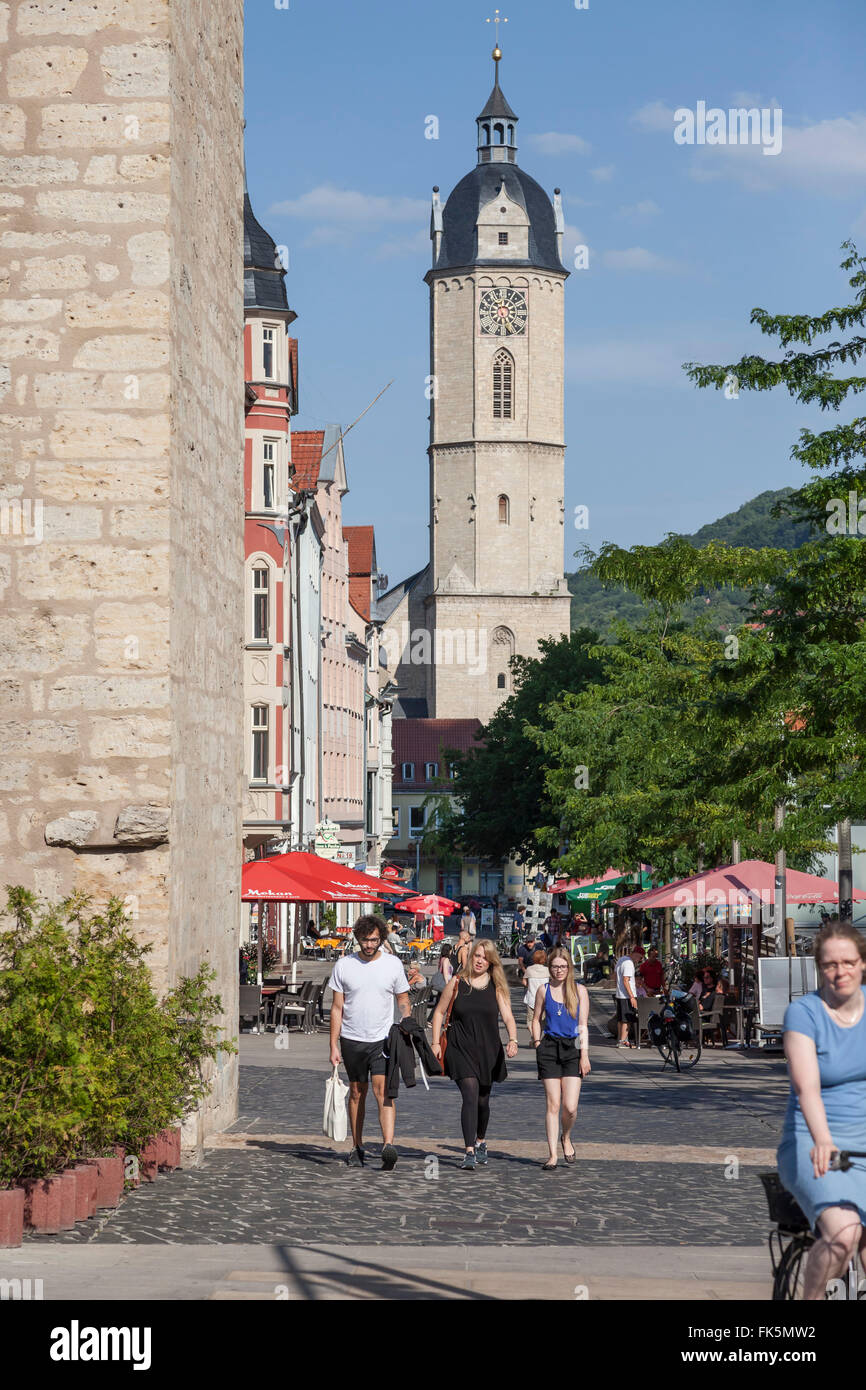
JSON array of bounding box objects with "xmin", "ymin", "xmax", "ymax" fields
[
  {"xmin": 760, "ymin": 1152, "xmax": 866, "ymax": 1300},
  {"xmin": 647, "ymin": 992, "xmax": 702, "ymax": 1071}
]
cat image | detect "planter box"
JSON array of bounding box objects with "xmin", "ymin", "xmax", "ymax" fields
[
  {"xmin": 0, "ymin": 1187, "xmax": 25, "ymax": 1248},
  {"xmin": 88, "ymin": 1156, "xmax": 124, "ymax": 1210},
  {"xmin": 23, "ymin": 1176, "xmax": 64, "ymax": 1234},
  {"xmin": 71, "ymin": 1164, "xmax": 98, "ymax": 1220},
  {"xmin": 57, "ymin": 1171, "xmax": 77, "ymax": 1229},
  {"xmin": 158, "ymin": 1129, "xmax": 181, "ymax": 1171},
  {"xmin": 139, "ymin": 1139, "xmax": 160, "ymax": 1183}
]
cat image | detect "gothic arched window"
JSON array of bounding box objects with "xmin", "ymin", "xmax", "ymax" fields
[
  {"xmin": 507, "ymin": 124, "xmax": 514, "ymax": 144},
  {"xmin": 497, "ymin": 673, "xmax": 506, "ymax": 689},
  {"xmin": 483, "ymin": 123, "xmax": 491, "ymax": 145},
  {"xmin": 498, "ymin": 494, "xmax": 510, "ymax": 524},
  {"xmin": 494, "ymin": 122, "xmax": 505, "ymax": 144},
  {"xmin": 492, "ymin": 348, "xmax": 513, "ymax": 419}
]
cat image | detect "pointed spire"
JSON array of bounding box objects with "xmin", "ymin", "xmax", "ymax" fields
[{"xmin": 476, "ymin": 45, "xmax": 518, "ymax": 164}]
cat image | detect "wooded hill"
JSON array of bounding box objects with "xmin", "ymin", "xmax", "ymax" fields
[{"xmin": 568, "ymin": 488, "xmax": 815, "ymax": 634}]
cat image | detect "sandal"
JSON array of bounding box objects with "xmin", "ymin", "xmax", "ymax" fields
[{"xmin": 560, "ymin": 1136, "xmax": 576, "ymax": 1165}]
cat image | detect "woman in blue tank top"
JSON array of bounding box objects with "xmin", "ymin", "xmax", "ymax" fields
[
  {"xmin": 529, "ymin": 949, "xmax": 591, "ymax": 1170},
  {"xmin": 777, "ymin": 921, "xmax": 866, "ymax": 1299}
]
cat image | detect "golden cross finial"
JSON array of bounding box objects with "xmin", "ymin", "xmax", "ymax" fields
[{"xmin": 486, "ymin": 9, "xmax": 508, "ymax": 57}]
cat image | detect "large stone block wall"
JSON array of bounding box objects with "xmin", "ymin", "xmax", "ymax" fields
[{"xmin": 0, "ymin": 0, "xmax": 244, "ymax": 1147}]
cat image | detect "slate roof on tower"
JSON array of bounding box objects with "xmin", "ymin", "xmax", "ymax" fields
[
  {"xmin": 244, "ymin": 190, "xmax": 291, "ymax": 313},
  {"xmin": 433, "ymin": 163, "xmax": 564, "ymax": 274}
]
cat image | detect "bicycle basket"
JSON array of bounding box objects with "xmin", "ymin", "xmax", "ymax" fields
[{"xmin": 758, "ymin": 1172, "xmax": 811, "ymax": 1233}]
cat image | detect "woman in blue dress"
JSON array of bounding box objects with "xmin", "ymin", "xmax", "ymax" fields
[{"xmin": 778, "ymin": 920, "xmax": 866, "ymax": 1299}]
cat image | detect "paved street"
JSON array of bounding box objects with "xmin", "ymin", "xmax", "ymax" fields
[{"xmin": 8, "ymin": 982, "xmax": 790, "ymax": 1299}]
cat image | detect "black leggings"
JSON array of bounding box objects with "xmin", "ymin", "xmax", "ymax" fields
[{"xmin": 456, "ymin": 1076, "xmax": 492, "ymax": 1148}]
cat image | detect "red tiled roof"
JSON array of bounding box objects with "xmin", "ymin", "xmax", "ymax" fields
[
  {"xmin": 291, "ymin": 429, "xmax": 324, "ymax": 490},
  {"xmin": 393, "ymin": 719, "xmax": 483, "ymax": 787},
  {"xmin": 344, "ymin": 525, "xmax": 375, "ymax": 622}
]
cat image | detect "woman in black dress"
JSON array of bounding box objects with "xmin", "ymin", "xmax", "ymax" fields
[{"xmin": 431, "ymin": 939, "xmax": 519, "ymax": 1170}]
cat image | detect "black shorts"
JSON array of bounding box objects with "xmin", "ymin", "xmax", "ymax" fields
[
  {"xmin": 340, "ymin": 1036, "xmax": 388, "ymax": 1083},
  {"xmin": 536, "ymin": 1035, "xmax": 583, "ymax": 1079},
  {"xmin": 616, "ymin": 997, "xmax": 636, "ymax": 1023}
]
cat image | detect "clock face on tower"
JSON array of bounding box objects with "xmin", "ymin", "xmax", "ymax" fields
[{"xmin": 478, "ymin": 288, "xmax": 528, "ymax": 336}]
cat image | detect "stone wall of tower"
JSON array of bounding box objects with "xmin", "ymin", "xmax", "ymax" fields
[{"xmin": 0, "ymin": 0, "xmax": 244, "ymax": 1148}]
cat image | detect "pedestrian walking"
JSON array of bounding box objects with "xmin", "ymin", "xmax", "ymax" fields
[
  {"xmin": 460, "ymin": 905, "xmax": 477, "ymax": 938},
  {"xmin": 530, "ymin": 949, "xmax": 590, "ymax": 1169},
  {"xmin": 430, "ymin": 943, "xmax": 454, "ymax": 1003},
  {"xmin": 778, "ymin": 920, "xmax": 866, "ymax": 1299},
  {"xmin": 614, "ymin": 942, "xmax": 640, "ymax": 1047},
  {"xmin": 430, "ymin": 939, "xmax": 519, "ymax": 1170},
  {"xmin": 523, "ymin": 949, "xmax": 549, "ymax": 1035},
  {"xmin": 454, "ymin": 928, "xmax": 472, "ymax": 972},
  {"xmin": 328, "ymin": 913, "xmax": 411, "ymax": 1170}
]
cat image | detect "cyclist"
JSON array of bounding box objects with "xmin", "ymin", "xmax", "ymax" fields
[{"xmin": 777, "ymin": 919, "xmax": 866, "ymax": 1300}]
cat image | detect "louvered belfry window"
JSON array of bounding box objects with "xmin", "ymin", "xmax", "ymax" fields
[{"xmin": 493, "ymin": 348, "xmax": 513, "ymax": 419}]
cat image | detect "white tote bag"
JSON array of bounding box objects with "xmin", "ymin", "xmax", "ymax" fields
[{"xmin": 323, "ymin": 1063, "xmax": 349, "ymax": 1142}]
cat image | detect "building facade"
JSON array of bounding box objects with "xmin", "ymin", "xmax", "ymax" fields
[{"xmin": 0, "ymin": 0, "xmax": 246, "ymax": 1152}]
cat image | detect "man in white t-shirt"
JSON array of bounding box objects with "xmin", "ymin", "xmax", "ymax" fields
[
  {"xmin": 328, "ymin": 914, "xmax": 410, "ymax": 1170},
  {"xmin": 614, "ymin": 948, "xmax": 640, "ymax": 1048}
]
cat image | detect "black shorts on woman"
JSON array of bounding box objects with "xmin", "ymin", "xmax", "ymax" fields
[{"xmin": 536, "ymin": 1034, "xmax": 582, "ymax": 1079}]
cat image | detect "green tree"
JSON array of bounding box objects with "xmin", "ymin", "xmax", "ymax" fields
[{"xmin": 432, "ymin": 630, "xmax": 606, "ymax": 866}]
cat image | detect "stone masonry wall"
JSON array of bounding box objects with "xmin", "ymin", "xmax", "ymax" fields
[{"xmin": 0, "ymin": 0, "xmax": 244, "ymax": 1148}]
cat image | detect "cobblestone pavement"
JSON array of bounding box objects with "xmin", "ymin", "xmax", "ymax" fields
[{"xmin": 25, "ymin": 990, "xmax": 789, "ymax": 1252}]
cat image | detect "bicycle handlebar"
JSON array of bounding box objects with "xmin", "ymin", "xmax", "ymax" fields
[{"xmin": 829, "ymin": 1149, "xmax": 866, "ymax": 1171}]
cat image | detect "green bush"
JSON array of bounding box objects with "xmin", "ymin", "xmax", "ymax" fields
[{"xmin": 0, "ymin": 887, "xmax": 235, "ymax": 1188}]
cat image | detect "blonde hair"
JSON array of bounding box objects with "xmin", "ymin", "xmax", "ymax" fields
[
  {"xmin": 546, "ymin": 947, "xmax": 578, "ymax": 1018},
  {"xmin": 458, "ymin": 937, "xmax": 509, "ymax": 999}
]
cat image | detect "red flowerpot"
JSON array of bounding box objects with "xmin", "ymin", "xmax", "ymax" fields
[
  {"xmin": 0, "ymin": 1187, "xmax": 25, "ymax": 1248},
  {"xmin": 23, "ymin": 1176, "xmax": 64, "ymax": 1233},
  {"xmin": 57, "ymin": 1172, "xmax": 77, "ymax": 1229},
  {"xmin": 139, "ymin": 1138, "xmax": 160, "ymax": 1183},
  {"xmin": 88, "ymin": 1157, "xmax": 124, "ymax": 1209},
  {"xmin": 159, "ymin": 1129, "xmax": 181, "ymax": 1171},
  {"xmin": 71, "ymin": 1164, "xmax": 98, "ymax": 1219}
]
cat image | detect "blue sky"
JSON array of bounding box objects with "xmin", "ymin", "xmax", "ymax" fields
[{"xmin": 244, "ymin": 0, "xmax": 866, "ymax": 586}]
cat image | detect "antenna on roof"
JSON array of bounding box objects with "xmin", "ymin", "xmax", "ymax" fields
[{"xmin": 317, "ymin": 380, "xmax": 394, "ymax": 466}]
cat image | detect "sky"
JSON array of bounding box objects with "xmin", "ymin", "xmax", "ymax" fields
[{"xmin": 244, "ymin": 0, "xmax": 866, "ymax": 588}]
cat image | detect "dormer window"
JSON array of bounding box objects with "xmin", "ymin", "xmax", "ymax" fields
[
  {"xmin": 401, "ymin": 762, "xmax": 414, "ymax": 782},
  {"xmin": 425, "ymin": 762, "xmax": 438, "ymax": 780}
]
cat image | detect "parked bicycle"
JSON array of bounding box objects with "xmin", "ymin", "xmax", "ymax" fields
[
  {"xmin": 647, "ymin": 992, "xmax": 701, "ymax": 1071},
  {"xmin": 761, "ymin": 1152, "xmax": 866, "ymax": 1300}
]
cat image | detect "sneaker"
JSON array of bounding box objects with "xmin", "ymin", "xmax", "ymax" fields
[
  {"xmin": 475, "ymin": 1141, "xmax": 488, "ymax": 1166},
  {"xmin": 460, "ymin": 1151, "xmax": 476, "ymax": 1171},
  {"xmin": 346, "ymin": 1146, "xmax": 365, "ymax": 1168},
  {"xmin": 380, "ymin": 1143, "xmax": 398, "ymax": 1171}
]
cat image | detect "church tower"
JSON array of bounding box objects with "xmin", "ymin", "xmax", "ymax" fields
[{"xmin": 424, "ymin": 44, "xmax": 572, "ymax": 722}]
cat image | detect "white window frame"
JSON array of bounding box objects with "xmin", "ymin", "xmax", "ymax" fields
[
  {"xmin": 425, "ymin": 762, "xmax": 438, "ymax": 780},
  {"xmin": 251, "ymin": 704, "xmax": 269, "ymax": 783},
  {"xmin": 262, "ymin": 325, "xmax": 276, "ymax": 380},
  {"xmin": 252, "ymin": 564, "xmax": 270, "ymax": 643},
  {"xmin": 401, "ymin": 761, "xmax": 414, "ymax": 782},
  {"xmin": 409, "ymin": 805, "xmax": 426, "ymax": 838}
]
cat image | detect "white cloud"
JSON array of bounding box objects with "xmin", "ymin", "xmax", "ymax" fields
[
  {"xmin": 590, "ymin": 165, "xmax": 615, "ymax": 182},
  {"xmin": 374, "ymin": 228, "xmax": 429, "ymax": 259},
  {"xmin": 270, "ymin": 184, "xmax": 428, "ymax": 224},
  {"xmin": 696, "ymin": 113, "xmax": 866, "ymax": 194},
  {"xmin": 525, "ymin": 131, "xmax": 591, "ymax": 156},
  {"xmin": 619, "ymin": 199, "xmax": 661, "ymax": 219},
  {"xmin": 601, "ymin": 246, "xmax": 679, "ymax": 272},
  {"xmin": 631, "ymin": 101, "xmax": 676, "ymax": 132}
]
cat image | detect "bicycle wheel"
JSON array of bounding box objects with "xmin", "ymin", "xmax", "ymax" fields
[
  {"xmin": 773, "ymin": 1235, "xmax": 809, "ymax": 1301},
  {"xmin": 654, "ymin": 1027, "xmax": 677, "ymax": 1068},
  {"xmin": 676, "ymin": 1032, "xmax": 702, "ymax": 1071}
]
